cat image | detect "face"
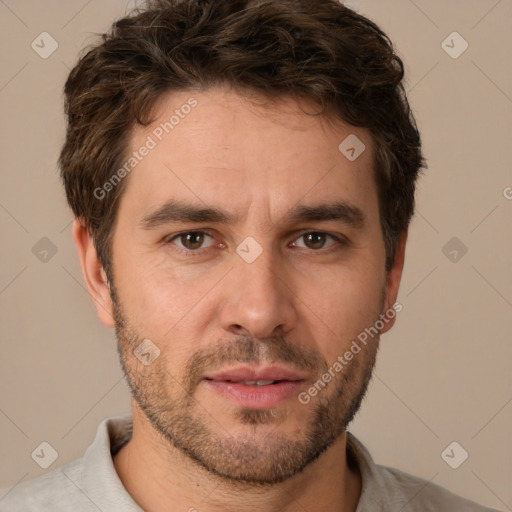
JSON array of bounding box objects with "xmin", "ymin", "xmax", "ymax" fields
[{"xmin": 103, "ymin": 87, "xmax": 402, "ymax": 484}]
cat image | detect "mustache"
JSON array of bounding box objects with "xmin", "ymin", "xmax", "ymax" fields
[{"xmin": 183, "ymin": 334, "xmax": 328, "ymax": 393}]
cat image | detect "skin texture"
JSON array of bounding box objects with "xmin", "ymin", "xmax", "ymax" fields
[{"xmin": 73, "ymin": 87, "xmax": 407, "ymax": 512}]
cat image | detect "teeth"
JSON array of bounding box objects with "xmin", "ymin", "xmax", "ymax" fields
[{"xmin": 243, "ymin": 380, "xmax": 276, "ymax": 386}]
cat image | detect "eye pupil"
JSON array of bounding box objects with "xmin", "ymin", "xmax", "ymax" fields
[
  {"xmin": 182, "ymin": 232, "xmax": 204, "ymax": 249},
  {"xmin": 305, "ymin": 232, "xmax": 325, "ymax": 249}
]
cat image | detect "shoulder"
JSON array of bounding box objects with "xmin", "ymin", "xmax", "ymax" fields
[
  {"xmin": 0, "ymin": 415, "xmax": 134, "ymax": 512},
  {"xmin": 376, "ymin": 463, "xmax": 503, "ymax": 512},
  {"xmin": 0, "ymin": 459, "xmax": 96, "ymax": 512},
  {"xmin": 346, "ymin": 432, "xmax": 503, "ymax": 512}
]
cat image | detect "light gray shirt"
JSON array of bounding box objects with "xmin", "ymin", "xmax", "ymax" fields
[{"xmin": 0, "ymin": 415, "xmax": 502, "ymax": 511}]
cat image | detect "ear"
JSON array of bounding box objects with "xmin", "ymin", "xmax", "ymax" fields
[
  {"xmin": 379, "ymin": 229, "xmax": 407, "ymax": 335},
  {"xmin": 72, "ymin": 219, "xmax": 115, "ymax": 328}
]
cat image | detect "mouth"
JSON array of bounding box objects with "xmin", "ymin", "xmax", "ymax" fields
[
  {"xmin": 207, "ymin": 379, "xmax": 288, "ymax": 386},
  {"xmin": 202, "ymin": 366, "xmax": 307, "ymax": 408}
]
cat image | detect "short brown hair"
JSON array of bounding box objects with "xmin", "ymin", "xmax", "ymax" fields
[{"xmin": 60, "ymin": 0, "xmax": 425, "ymax": 276}]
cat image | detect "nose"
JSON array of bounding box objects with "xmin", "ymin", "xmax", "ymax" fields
[{"xmin": 218, "ymin": 249, "xmax": 299, "ymax": 340}]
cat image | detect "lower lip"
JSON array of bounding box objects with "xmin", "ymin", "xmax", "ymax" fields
[{"xmin": 204, "ymin": 380, "xmax": 304, "ymax": 409}]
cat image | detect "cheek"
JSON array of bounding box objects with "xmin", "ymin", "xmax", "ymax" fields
[
  {"xmin": 112, "ymin": 247, "xmax": 170, "ymax": 335},
  {"xmin": 114, "ymin": 272, "xmax": 202, "ymax": 384},
  {"xmin": 305, "ymin": 263, "xmax": 385, "ymax": 362},
  {"xmin": 113, "ymin": 248, "xmax": 221, "ymax": 342}
]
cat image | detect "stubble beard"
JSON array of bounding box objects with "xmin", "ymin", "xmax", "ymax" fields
[{"xmin": 111, "ymin": 282, "xmax": 380, "ymax": 485}]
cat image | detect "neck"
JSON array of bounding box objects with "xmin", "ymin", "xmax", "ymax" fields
[{"xmin": 113, "ymin": 405, "xmax": 361, "ymax": 512}]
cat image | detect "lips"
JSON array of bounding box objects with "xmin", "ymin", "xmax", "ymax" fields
[
  {"xmin": 202, "ymin": 365, "xmax": 307, "ymax": 408},
  {"xmin": 203, "ymin": 365, "xmax": 306, "ymax": 384}
]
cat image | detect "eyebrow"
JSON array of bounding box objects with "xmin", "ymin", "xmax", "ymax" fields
[{"xmin": 139, "ymin": 199, "xmax": 366, "ymax": 231}]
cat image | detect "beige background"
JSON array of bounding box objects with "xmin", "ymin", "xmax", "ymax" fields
[{"xmin": 0, "ymin": 0, "xmax": 511, "ymax": 509}]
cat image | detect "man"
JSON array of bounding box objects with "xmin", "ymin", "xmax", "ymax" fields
[{"xmin": 0, "ymin": 0, "xmax": 502, "ymax": 511}]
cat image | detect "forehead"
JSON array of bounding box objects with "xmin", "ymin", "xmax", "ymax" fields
[{"xmin": 122, "ymin": 87, "xmax": 378, "ymax": 227}]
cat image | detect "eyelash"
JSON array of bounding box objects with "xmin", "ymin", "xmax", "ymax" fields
[{"xmin": 164, "ymin": 230, "xmax": 349, "ymax": 257}]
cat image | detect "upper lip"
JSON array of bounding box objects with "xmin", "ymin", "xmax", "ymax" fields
[{"xmin": 203, "ymin": 365, "xmax": 307, "ymax": 383}]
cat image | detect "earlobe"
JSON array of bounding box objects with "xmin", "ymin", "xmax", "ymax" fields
[
  {"xmin": 380, "ymin": 230, "xmax": 407, "ymax": 335},
  {"xmin": 72, "ymin": 219, "xmax": 115, "ymax": 328}
]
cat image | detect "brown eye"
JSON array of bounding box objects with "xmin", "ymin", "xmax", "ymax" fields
[
  {"xmin": 303, "ymin": 232, "xmax": 327, "ymax": 249},
  {"xmin": 180, "ymin": 232, "xmax": 204, "ymax": 249},
  {"xmin": 291, "ymin": 232, "xmax": 342, "ymax": 251},
  {"xmin": 171, "ymin": 231, "xmax": 213, "ymax": 251}
]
